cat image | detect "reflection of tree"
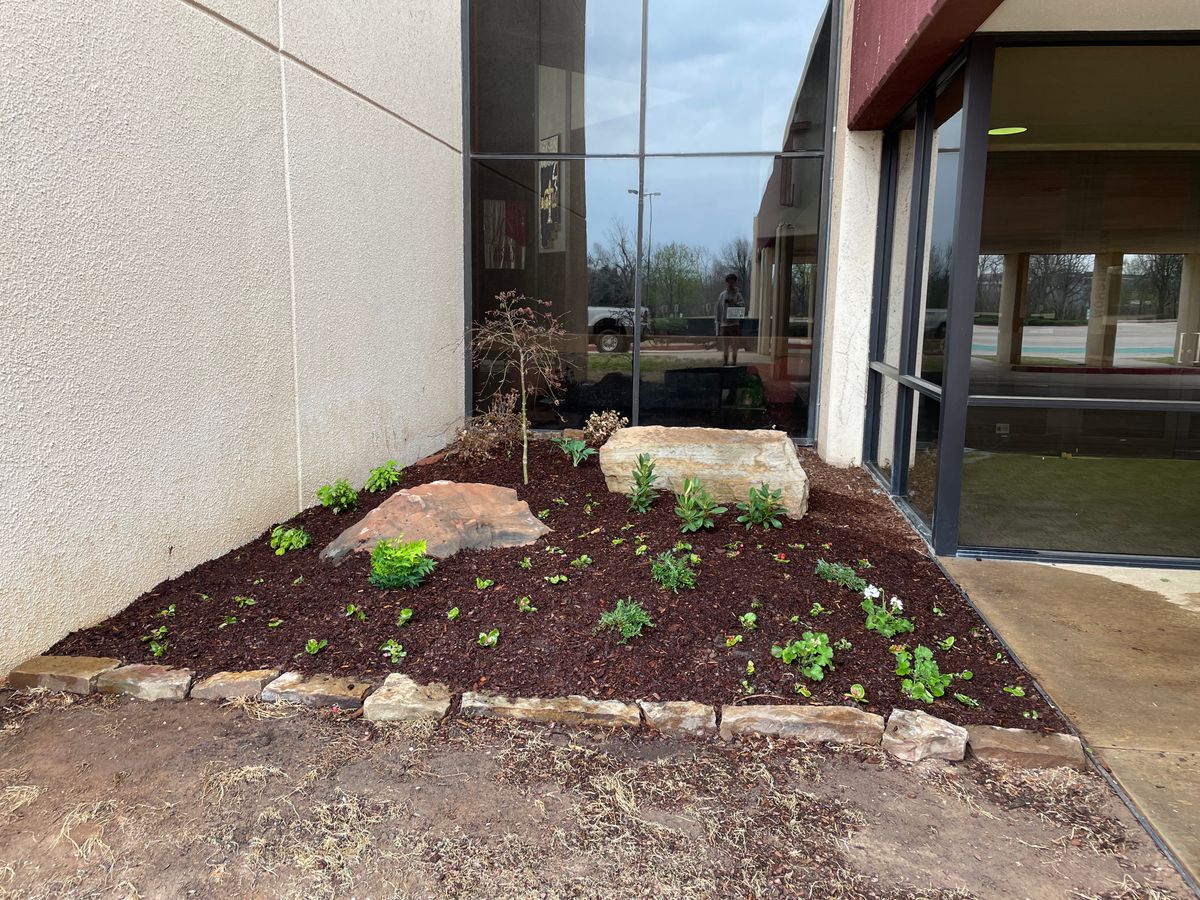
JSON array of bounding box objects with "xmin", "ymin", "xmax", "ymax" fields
[
  {"xmin": 975, "ymin": 255, "xmax": 1003, "ymax": 314},
  {"xmin": 712, "ymin": 237, "xmax": 752, "ymax": 297},
  {"xmin": 588, "ymin": 220, "xmax": 636, "ymax": 308},
  {"xmin": 926, "ymin": 244, "xmax": 951, "ymax": 311},
  {"xmin": 648, "ymin": 242, "xmax": 707, "ymax": 316},
  {"xmin": 1027, "ymin": 254, "xmax": 1091, "ymax": 321},
  {"xmin": 1125, "ymin": 254, "xmax": 1182, "ymax": 319}
]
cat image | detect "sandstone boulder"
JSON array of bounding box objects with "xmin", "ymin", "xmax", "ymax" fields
[
  {"xmin": 599, "ymin": 426, "xmax": 809, "ymax": 517},
  {"xmin": 966, "ymin": 725, "xmax": 1087, "ymax": 770},
  {"xmin": 460, "ymin": 692, "xmax": 641, "ymax": 728},
  {"xmin": 719, "ymin": 704, "xmax": 884, "ymax": 744},
  {"xmin": 7, "ymin": 655, "xmax": 122, "ymax": 695},
  {"xmin": 882, "ymin": 709, "xmax": 968, "ymax": 762},
  {"xmin": 321, "ymin": 481, "xmax": 549, "ymax": 564}
]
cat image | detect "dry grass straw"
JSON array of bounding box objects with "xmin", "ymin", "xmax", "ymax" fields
[{"xmin": 200, "ymin": 764, "xmax": 285, "ymax": 806}]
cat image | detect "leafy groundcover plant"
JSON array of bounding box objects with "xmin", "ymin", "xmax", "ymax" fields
[
  {"xmin": 813, "ymin": 559, "xmax": 867, "ymax": 592},
  {"xmin": 369, "ymin": 537, "xmax": 436, "ymax": 590},
  {"xmin": 317, "ymin": 479, "xmax": 359, "ymax": 514},
  {"xmin": 365, "ymin": 460, "xmax": 403, "ymax": 493},
  {"xmin": 269, "ymin": 526, "xmax": 310, "ymax": 556},
  {"xmin": 596, "ymin": 598, "xmax": 653, "ymax": 644},
  {"xmin": 552, "ymin": 436, "xmax": 597, "ymax": 467},
  {"xmin": 893, "ymin": 644, "xmax": 954, "ymax": 703},
  {"xmin": 771, "ymin": 631, "xmax": 835, "ymax": 681}
]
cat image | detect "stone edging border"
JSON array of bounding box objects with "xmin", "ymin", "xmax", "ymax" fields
[{"xmin": 4, "ymin": 655, "xmax": 1088, "ymax": 769}]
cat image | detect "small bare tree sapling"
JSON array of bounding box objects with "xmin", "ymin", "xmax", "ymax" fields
[{"xmin": 473, "ymin": 291, "xmax": 566, "ymax": 485}]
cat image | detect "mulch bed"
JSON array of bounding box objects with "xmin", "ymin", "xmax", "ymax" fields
[{"xmin": 53, "ymin": 440, "xmax": 1062, "ymax": 730}]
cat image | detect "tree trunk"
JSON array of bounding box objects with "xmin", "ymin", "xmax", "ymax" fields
[{"xmin": 519, "ymin": 356, "xmax": 529, "ymax": 485}]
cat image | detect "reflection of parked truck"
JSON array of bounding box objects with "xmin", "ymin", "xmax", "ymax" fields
[{"xmin": 588, "ymin": 306, "xmax": 650, "ymax": 353}]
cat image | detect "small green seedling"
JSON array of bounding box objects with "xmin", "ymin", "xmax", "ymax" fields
[
  {"xmin": 634, "ymin": 544, "xmax": 649, "ymax": 556},
  {"xmin": 344, "ymin": 603, "xmax": 366, "ymax": 622},
  {"xmin": 725, "ymin": 634, "xmax": 743, "ymax": 648},
  {"xmin": 611, "ymin": 538, "xmax": 625, "ymax": 546},
  {"xmin": 953, "ymin": 692, "xmax": 980, "ymax": 708},
  {"xmin": 552, "ymin": 497, "xmax": 568, "ymax": 507},
  {"xmin": 1002, "ymin": 685, "xmax": 1026, "ymax": 698},
  {"xmin": 267, "ymin": 618, "xmax": 284, "ymax": 628},
  {"xmin": 544, "ymin": 574, "xmax": 568, "ymax": 585},
  {"xmin": 856, "ymin": 558, "xmax": 873, "ymax": 569},
  {"xmin": 833, "ymin": 638, "xmax": 853, "ymax": 651},
  {"xmin": 570, "ymin": 554, "xmax": 593, "ymax": 569},
  {"xmin": 270, "ymin": 525, "xmax": 311, "ymax": 556},
  {"xmin": 845, "ymin": 684, "xmax": 868, "ymax": 704},
  {"xmin": 233, "ymin": 595, "xmax": 256, "ymax": 609},
  {"xmin": 292, "ymin": 576, "xmax": 305, "ymax": 586},
  {"xmin": 959, "ymin": 669, "xmax": 973, "ymax": 681},
  {"xmin": 219, "ymin": 615, "xmax": 238, "ymax": 629},
  {"xmin": 316, "ymin": 479, "xmax": 358, "ymax": 514},
  {"xmin": 141, "ymin": 625, "xmax": 168, "ymax": 659},
  {"xmin": 365, "ymin": 460, "xmax": 403, "ymax": 493},
  {"xmin": 476, "ymin": 577, "xmax": 494, "ymax": 590},
  {"xmin": 932, "ymin": 606, "xmax": 945, "ymax": 617},
  {"xmin": 544, "ymin": 546, "xmax": 565, "ymax": 555},
  {"xmin": 746, "ymin": 660, "xmax": 756, "ymax": 677},
  {"xmin": 518, "ymin": 556, "xmax": 533, "ymax": 570},
  {"xmin": 537, "ymin": 509, "xmax": 550, "ymax": 520},
  {"xmin": 447, "ymin": 607, "xmax": 460, "ymax": 621},
  {"xmin": 1023, "ymin": 710, "xmax": 1039, "ymax": 721},
  {"xmin": 515, "ymin": 596, "xmax": 538, "ymax": 613},
  {"xmin": 477, "ymin": 628, "xmax": 500, "ymax": 648},
  {"xmin": 937, "ymin": 636, "xmax": 955, "ymax": 651},
  {"xmin": 305, "ymin": 638, "xmax": 328, "ymax": 655},
  {"xmin": 252, "ymin": 578, "xmax": 264, "ymax": 585},
  {"xmin": 738, "ymin": 611, "xmax": 758, "ymax": 630},
  {"xmin": 395, "ymin": 608, "xmax": 414, "ymax": 627},
  {"xmin": 810, "ymin": 602, "xmax": 829, "ymax": 617},
  {"xmin": 794, "ymin": 684, "xmax": 813, "ymax": 698},
  {"xmin": 552, "ymin": 436, "xmax": 598, "ymax": 467},
  {"xmin": 157, "ymin": 605, "xmax": 176, "ymax": 618},
  {"xmin": 380, "ymin": 639, "xmax": 407, "ymax": 664}
]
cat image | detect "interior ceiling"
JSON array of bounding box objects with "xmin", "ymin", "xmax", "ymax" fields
[{"xmin": 989, "ymin": 45, "xmax": 1200, "ymax": 149}]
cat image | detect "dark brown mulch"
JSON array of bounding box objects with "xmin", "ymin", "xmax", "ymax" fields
[{"xmin": 53, "ymin": 441, "xmax": 1062, "ymax": 730}]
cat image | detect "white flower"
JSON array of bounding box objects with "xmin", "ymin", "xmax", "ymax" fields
[
  {"xmin": 889, "ymin": 596, "xmax": 903, "ymax": 612},
  {"xmin": 863, "ymin": 585, "xmax": 882, "ymax": 601}
]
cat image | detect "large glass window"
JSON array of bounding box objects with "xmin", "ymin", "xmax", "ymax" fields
[{"xmin": 468, "ymin": 1, "xmax": 834, "ymax": 437}]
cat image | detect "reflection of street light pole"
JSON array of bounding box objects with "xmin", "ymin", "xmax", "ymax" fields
[{"xmin": 628, "ymin": 189, "xmax": 661, "ymax": 313}]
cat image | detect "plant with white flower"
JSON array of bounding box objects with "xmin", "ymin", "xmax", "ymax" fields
[
  {"xmin": 863, "ymin": 584, "xmax": 882, "ymax": 601},
  {"xmin": 862, "ymin": 592, "xmax": 915, "ymax": 639},
  {"xmin": 889, "ymin": 596, "xmax": 903, "ymax": 612}
]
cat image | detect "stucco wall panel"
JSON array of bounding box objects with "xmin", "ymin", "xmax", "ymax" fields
[
  {"xmin": 284, "ymin": 61, "xmax": 465, "ymax": 499},
  {"xmin": 281, "ymin": 0, "xmax": 463, "ymax": 148},
  {"xmin": 201, "ymin": 0, "xmax": 282, "ymax": 45},
  {"xmin": 0, "ymin": 0, "xmax": 296, "ymax": 672}
]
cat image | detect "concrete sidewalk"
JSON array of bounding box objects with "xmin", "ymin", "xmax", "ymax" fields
[{"xmin": 942, "ymin": 558, "xmax": 1200, "ymax": 888}]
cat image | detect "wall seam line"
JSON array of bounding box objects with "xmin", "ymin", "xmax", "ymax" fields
[
  {"xmin": 176, "ymin": 0, "xmax": 462, "ymax": 155},
  {"xmin": 277, "ymin": 3, "xmax": 304, "ymax": 513}
]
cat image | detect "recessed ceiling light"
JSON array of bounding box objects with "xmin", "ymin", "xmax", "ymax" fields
[{"xmin": 988, "ymin": 126, "xmax": 1028, "ymax": 136}]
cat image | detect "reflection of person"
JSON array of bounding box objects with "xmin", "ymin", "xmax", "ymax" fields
[{"xmin": 715, "ymin": 273, "xmax": 746, "ymax": 366}]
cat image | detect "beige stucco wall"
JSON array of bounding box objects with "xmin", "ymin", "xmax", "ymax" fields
[
  {"xmin": 817, "ymin": 0, "xmax": 882, "ymax": 467},
  {"xmin": 0, "ymin": 0, "xmax": 464, "ymax": 674},
  {"xmin": 981, "ymin": 0, "xmax": 1200, "ymax": 32}
]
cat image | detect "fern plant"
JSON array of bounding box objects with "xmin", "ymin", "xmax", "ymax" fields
[
  {"xmin": 674, "ymin": 477, "xmax": 727, "ymax": 533},
  {"xmin": 317, "ymin": 479, "xmax": 358, "ymax": 514},
  {"xmin": 365, "ymin": 460, "xmax": 403, "ymax": 493},
  {"xmin": 628, "ymin": 454, "xmax": 659, "ymax": 513},
  {"xmin": 369, "ymin": 537, "xmax": 436, "ymax": 589}
]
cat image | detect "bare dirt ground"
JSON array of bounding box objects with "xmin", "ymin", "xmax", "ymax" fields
[{"xmin": 0, "ymin": 691, "xmax": 1189, "ymax": 900}]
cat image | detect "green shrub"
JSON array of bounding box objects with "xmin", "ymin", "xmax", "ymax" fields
[
  {"xmin": 317, "ymin": 479, "xmax": 359, "ymax": 514},
  {"xmin": 596, "ymin": 598, "xmax": 653, "ymax": 644},
  {"xmin": 814, "ymin": 559, "xmax": 867, "ymax": 591},
  {"xmin": 552, "ymin": 436, "xmax": 598, "ymax": 466},
  {"xmin": 893, "ymin": 645, "xmax": 953, "ymax": 703},
  {"xmin": 771, "ymin": 631, "xmax": 834, "ymax": 681},
  {"xmin": 735, "ymin": 483, "xmax": 785, "ymax": 530},
  {"xmin": 629, "ymin": 454, "xmax": 659, "ymax": 513},
  {"xmin": 369, "ymin": 537, "xmax": 436, "ymax": 590},
  {"xmin": 365, "ymin": 460, "xmax": 403, "ymax": 493},
  {"xmin": 674, "ymin": 477, "xmax": 727, "ymax": 533},
  {"xmin": 650, "ymin": 551, "xmax": 696, "ymax": 593},
  {"xmin": 269, "ymin": 525, "xmax": 311, "ymax": 556}
]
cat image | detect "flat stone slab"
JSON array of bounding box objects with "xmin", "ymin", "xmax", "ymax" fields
[
  {"xmin": 7, "ymin": 655, "xmax": 122, "ymax": 695},
  {"xmin": 321, "ymin": 480, "xmax": 549, "ymax": 564},
  {"xmin": 882, "ymin": 709, "xmax": 968, "ymax": 762},
  {"xmin": 96, "ymin": 664, "xmax": 193, "ymax": 701},
  {"xmin": 599, "ymin": 426, "xmax": 809, "ymax": 517},
  {"xmin": 967, "ymin": 725, "xmax": 1088, "ymax": 770},
  {"xmin": 460, "ymin": 692, "xmax": 640, "ymax": 728},
  {"xmin": 363, "ymin": 674, "xmax": 451, "ymax": 722},
  {"xmin": 719, "ymin": 704, "xmax": 884, "ymax": 744},
  {"xmin": 639, "ymin": 700, "xmax": 717, "ymax": 739},
  {"xmin": 191, "ymin": 669, "xmax": 280, "ymax": 701},
  {"xmin": 261, "ymin": 672, "xmax": 370, "ymax": 709}
]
